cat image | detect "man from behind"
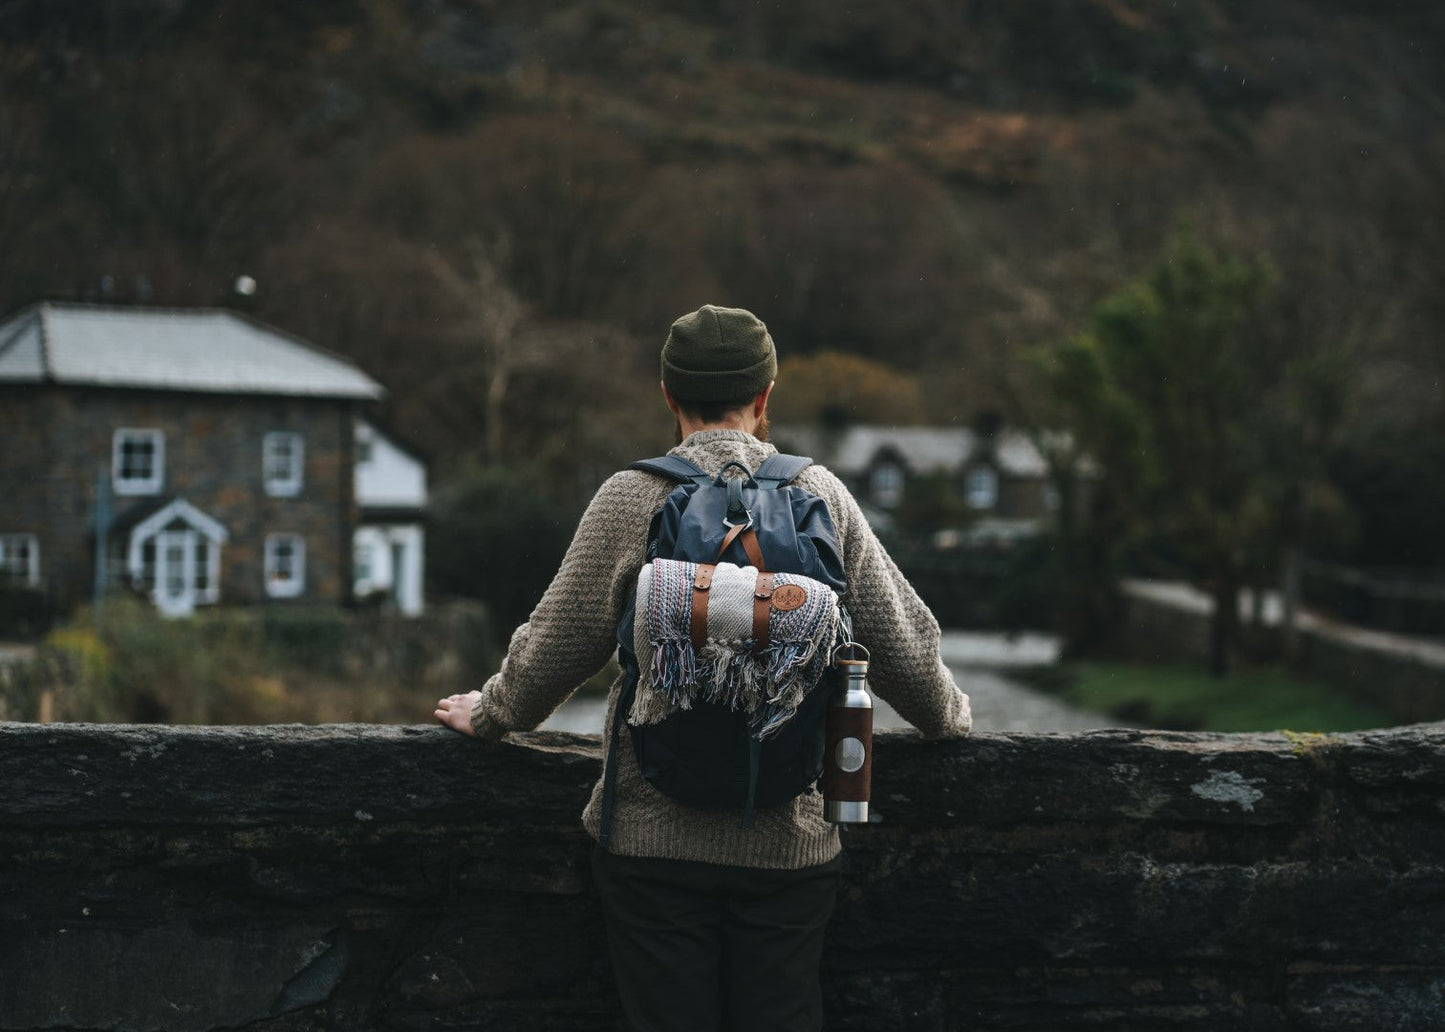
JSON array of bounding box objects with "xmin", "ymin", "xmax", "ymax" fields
[{"xmin": 436, "ymin": 303, "xmax": 971, "ymax": 1031}]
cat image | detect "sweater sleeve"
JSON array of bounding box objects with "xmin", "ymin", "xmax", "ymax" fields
[
  {"xmin": 817, "ymin": 472, "xmax": 972, "ymax": 739},
  {"xmin": 469, "ymin": 472, "xmax": 657, "ymax": 739}
]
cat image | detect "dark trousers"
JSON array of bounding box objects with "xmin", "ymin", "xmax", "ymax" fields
[{"xmin": 591, "ymin": 847, "xmax": 846, "ymax": 1032}]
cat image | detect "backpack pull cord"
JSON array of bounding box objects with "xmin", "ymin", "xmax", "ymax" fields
[
  {"xmin": 598, "ymin": 663, "xmax": 638, "ymax": 851},
  {"xmin": 740, "ymin": 736, "xmax": 763, "ymax": 829}
]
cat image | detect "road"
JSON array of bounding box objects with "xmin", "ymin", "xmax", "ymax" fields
[{"xmin": 541, "ymin": 632, "xmax": 1122, "ymax": 735}]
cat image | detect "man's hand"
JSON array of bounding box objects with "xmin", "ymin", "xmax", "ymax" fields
[{"xmin": 435, "ymin": 691, "xmax": 483, "ymax": 737}]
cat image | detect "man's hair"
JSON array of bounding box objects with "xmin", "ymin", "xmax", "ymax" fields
[
  {"xmin": 674, "ymin": 396, "xmax": 754, "ymax": 424},
  {"xmin": 671, "ymin": 394, "xmax": 770, "ymax": 445}
]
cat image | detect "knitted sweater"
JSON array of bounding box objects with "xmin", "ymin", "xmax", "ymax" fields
[{"xmin": 470, "ymin": 429, "xmax": 972, "ymax": 870}]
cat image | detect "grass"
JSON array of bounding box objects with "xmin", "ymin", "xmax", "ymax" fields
[{"xmin": 1032, "ymin": 661, "xmax": 1394, "ymax": 734}]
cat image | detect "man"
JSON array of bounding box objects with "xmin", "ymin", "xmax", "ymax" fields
[{"xmin": 436, "ymin": 304, "xmax": 971, "ymax": 1032}]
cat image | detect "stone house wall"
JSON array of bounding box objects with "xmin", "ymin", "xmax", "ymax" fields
[{"xmin": 0, "ymin": 385, "xmax": 359, "ymax": 610}]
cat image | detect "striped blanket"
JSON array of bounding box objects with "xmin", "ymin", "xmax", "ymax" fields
[{"xmin": 629, "ymin": 558, "xmax": 841, "ymax": 739}]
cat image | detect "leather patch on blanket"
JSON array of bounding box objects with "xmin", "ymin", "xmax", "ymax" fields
[{"xmin": 770, "ymin": 583, "xmax": 808, "ymax": 612}]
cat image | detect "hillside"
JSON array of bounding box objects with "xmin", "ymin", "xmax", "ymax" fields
[{"xmin": 3, "ymin": 0, "xmax": 1442, "ymax": 543}]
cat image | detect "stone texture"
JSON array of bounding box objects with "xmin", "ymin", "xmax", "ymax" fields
[
  {"xmin": 0, "ymin": 385, "xmax": 359, "ymax": 610},
  {"xmin": 1, "ymin": 721, "xmax": 1443, "ymax": 1030}
]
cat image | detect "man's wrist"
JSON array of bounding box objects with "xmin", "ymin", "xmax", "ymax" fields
[{"xmin": 469, "ymin": 695, "xmax": 509, "ymax": 740}]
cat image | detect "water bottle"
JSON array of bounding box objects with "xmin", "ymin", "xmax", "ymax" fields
[{"xmin": 823, "ymin": 643, "xmax": 873, "ymax": 824}]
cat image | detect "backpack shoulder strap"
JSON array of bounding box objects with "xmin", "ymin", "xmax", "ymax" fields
[
  {"xmin": 627, "ymin": 455, "xmax": 712, "ymax": 487},
  {"xmin": 753, "ymin": 453, "xmax": 812, "ymax": 489}
]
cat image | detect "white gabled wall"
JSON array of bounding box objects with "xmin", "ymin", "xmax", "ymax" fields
[
  {"xmin": 352, "ymin": 421, "xmax": 427, "ymax": 616},
  {"xmin": 355, "ymin": 421, "xmax": 427, "ymax": 509}
]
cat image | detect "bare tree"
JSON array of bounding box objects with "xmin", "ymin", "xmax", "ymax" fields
[{"xmin": 426, "ymin": 236, "xmax": 528, "ymax": 467}]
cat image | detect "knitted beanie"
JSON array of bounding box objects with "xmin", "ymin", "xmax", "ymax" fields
[{"xmin": 661, "ymin": 305, "xmax": 778, "ymax": 404}]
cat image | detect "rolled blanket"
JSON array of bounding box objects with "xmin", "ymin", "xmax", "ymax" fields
[{"xmin": 630, "ymin": 558, "xmax": 841, "ymax": 738}]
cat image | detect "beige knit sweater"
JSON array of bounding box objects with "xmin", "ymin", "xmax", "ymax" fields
[{"xmin": 470, "ymin": 429, "xmax": 972, "ymax": 869}]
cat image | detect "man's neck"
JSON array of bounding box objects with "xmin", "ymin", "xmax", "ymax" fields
[{"xmin": 675, "ymin": 413, "xmax": 770, "ymax": 445}]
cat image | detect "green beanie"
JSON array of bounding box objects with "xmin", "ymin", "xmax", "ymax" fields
[{"xmin": 661, "ymin": 304, "xmax": 778, "ymax": 404}]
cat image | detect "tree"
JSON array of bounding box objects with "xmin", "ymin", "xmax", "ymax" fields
[
  {"xmin": 426, "ymin": 465, "xmax": 572, "ymax": 642},
  {"xmin": 426, "ymin": 236, "xmax": 528, "ymax": 467},
  {"xmin": 769, "ymin": 351, "xmax": 924, "ymax": 427},
  {"xmin": 1041, "ymin": 227, "xmax": 1278, "ymax": 675}
]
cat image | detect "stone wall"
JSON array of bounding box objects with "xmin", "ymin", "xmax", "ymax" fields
[
  {"xmin": 2, "ymin": 721, "xmax": 1443, "ymax": 1031},
  {"xmin": 0, "ymin": 385, "xmax": 358, "ymax": 611},
  {"xmin": 1120, "ymin": 580, "xmax": 1445, "ymax": 723}
]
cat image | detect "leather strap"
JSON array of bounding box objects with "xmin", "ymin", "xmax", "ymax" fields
[
  {"xmin": 690, "ymin": 563, "xmax": 714, "ymax": 650},
  {"xmin": 716, "ymin": 523, "xmax": 748, "ymax": 563},
  {"xmin": 752, "ymin": 572, "xmax": 774, "ymax": 652},
  {"xmin": 716, "ymin": 523, "xmax": 768, "ymax": 572},
  {"xmin": 740, "ymin": 527, "xmax": 766, "ymax": 570}
]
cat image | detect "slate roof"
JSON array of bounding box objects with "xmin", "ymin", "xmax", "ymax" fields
[
  {"xmin": 772, "ymin": 424, "xmax": 1052, "ymax": 477},
  {"xmin": 0, "ymin": 303, "xmax": 383, "ymax": 400}
]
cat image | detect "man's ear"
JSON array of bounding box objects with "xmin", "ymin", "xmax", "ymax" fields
[
  {"xmin": 661, "ymin": 382, "xmax": 683, "ymax": 416},
  {"xmin": 753, "ymin": 382, "xmax": 775, "ymax": 418}
]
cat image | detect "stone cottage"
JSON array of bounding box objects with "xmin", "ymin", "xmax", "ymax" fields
[
  {"xmin": 0, "ymin": 302, "xmax": 422, "ymax": 618},
  {"xmin": 771, "ymin": 423, "xmax": 1074, "ymax": 545}
]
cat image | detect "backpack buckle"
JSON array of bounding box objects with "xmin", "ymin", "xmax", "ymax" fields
[{"xmin": 717, "ymin": 462, "xmax": 756, "ymax": 527}]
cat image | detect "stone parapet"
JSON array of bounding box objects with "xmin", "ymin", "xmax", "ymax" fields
[{"xmin": 1, "ymin": 722, "xmax": 1442, "ymax": 1030}]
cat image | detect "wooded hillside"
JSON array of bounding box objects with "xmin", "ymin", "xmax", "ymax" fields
[{"xmin": 3, "ymin": 0, "xmax": 1442, "ymax": 562}]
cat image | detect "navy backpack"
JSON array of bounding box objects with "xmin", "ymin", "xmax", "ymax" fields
[{"xmin": 599, "ymin": 453, "xmax": 848, "ymax": 844}]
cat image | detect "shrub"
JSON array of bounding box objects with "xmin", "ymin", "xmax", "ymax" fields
[
  {"xmin": 427, "ymin": 465, "xmax": 572, "ymax": 639},
  {"xmin": 0, "ymin": 586, "xmax": 55, "ymax": 640},
  {"xmin": 260, "ymin": 606, "xmax": 350, "ymax": 675},
  {"xmin": 9, "ymin": 598, "xmax": 498, "ymax": 726}
]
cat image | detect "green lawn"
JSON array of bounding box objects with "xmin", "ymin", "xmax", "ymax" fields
[{"xmin": 1043, "ymin": 661, "xmax": 1395, "ymax": 733}]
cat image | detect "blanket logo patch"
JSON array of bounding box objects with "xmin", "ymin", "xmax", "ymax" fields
[{"xmin": 770, "ymin": 584, "xmax": 808, "ymax": 612}]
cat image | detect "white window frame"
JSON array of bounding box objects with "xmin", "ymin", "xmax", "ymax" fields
[
  {"xmin": 965, "ymin": 465, "xmax": 999, "ymax": 510},
  {"xmin": 0, "ymin": 534, "xmax": 40, "ymax": 586},
  {"xmin": 263, "ymin": 432, "xmax": 305, "ymax": 497},
  {"xmin": 112, "ymin": 428, "xmax": 165, "ymax": 496},
  {"xmin": 190, "ymin": 533, "xmax": 220, "ymax": 604},
  {"xmin": 264, "ymin": 533, "xmax": 306, "ymax": 598}
]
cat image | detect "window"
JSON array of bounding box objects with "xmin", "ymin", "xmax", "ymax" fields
[
  {"xmin": 265, "ymin": 533, "xmax": 306, "ymax": 598},
  {"xmin": 113, "ymin": 429, "xmax": 164, "ymax": 495},
  {"xmin": 965, "ymin": 466, "xmax": 999, "ymax": 510},
  {"xmin": 0, "ymin": 534, "xmax": 39, "ymax": 586},
  {"xmin": 354, "ymin": 542, "xmax": 373, "ymax": 584},
  {"xmin": 138, "ymin": 539, "xmax": 157, "ymax": 591},
  {"xmin": 193, "ymin": 537, "xmax": 214, "ymax": 600},
  {"xmin": 263, "ymin": 432, "xmax": 304, "ymax": 497},
  {"xmin": 355, "ymin": 426, "xmax": 373, "ymax": 465},
  {"xmin": 869, "ymin": 462, "xmax": 906, "ymax": 510}
]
